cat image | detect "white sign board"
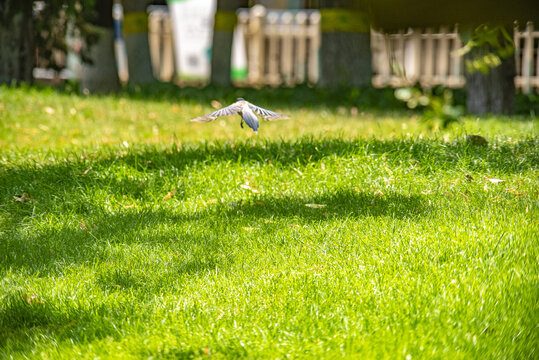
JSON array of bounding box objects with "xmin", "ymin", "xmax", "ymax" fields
[{"xmin": 169, "ymin": 0, "xmax": 216, "ymax": 81}]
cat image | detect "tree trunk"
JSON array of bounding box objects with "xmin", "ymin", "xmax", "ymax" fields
[
  {"xmin": 463, "ymin": 28, "xmax": 516, "ymax": 115},
  {"xmin": 210, "ymin": 0, "xmax": 248, "ymax": 86},
  {"xmin": 123, "ymin": 0, "xmax": 154, "ymax": 84},
  {"xmin": 319, "ymin": 1, "xmax": 372, "ymax": 87},
  {"xmin": 0, "ymin": 0, "xmax": 34, "ymax": 85},
  {"xmin": 81, "ymin": 26, "xmax": 122, "ymax": 93},
  {"xmin": 81, "ymin": 0, "xmax": 121, "ymax": 93},
  {"xmin": 465, "ymin": 58, "xmax": 516, "ymax": 115},
  {"xmin": 489, "ymin": 54, "xmax": 515, "ymax": 114},
  {"xmin": 320, "ymin": 32, "xmax": 371, "ymax": 87}
]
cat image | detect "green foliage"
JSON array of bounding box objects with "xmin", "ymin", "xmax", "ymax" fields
[
  {"xmin": 0, "ymin": 87, "xmax": 537, "ymax": 358},
  {"xmin": 457, "ymin": 25, "xmax": 515, "ymax": 74},
  {"xmin": 394, "ymin": 87, "xmax": 465, "ymax": 128},
  {"xmin": 515, "ymin": 92, "xmax": 539, "ymax": 116},
  {"xmin": 34, "ymin": 0, "xmax": 98, "ymax": 69}
]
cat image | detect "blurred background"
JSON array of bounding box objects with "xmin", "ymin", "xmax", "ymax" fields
[{"xmin": 1, "ymin": 0, "xmax": 538, "ymax": 115}]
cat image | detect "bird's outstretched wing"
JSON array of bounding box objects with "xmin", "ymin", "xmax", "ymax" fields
[
  {"xmin": 190, "ymin": 102, "xmax": 242, "ymax": 122},
  {"xmin": 248, "ymin": 104, "xmax": 290, "ymax": 121}
]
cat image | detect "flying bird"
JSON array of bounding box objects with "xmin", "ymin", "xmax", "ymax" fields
[{"xmin": 190, "ymin": 98, "xmax": 290, "ymax": 134}]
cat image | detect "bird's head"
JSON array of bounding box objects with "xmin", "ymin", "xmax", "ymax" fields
[{"xmin": 237, "ymin": 97, "xmax": 245, "ymax": 101}]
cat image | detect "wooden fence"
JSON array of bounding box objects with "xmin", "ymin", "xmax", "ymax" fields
[
  {"xmin": 147, "ymin": 7, "xmax": 539, "ymax": 93},
  {"xmin": 371, "ymin": 27, "xmax": 465, "ymax": 88},
  {"xmin": 373, "ymin": 22, "xmax": 539, "ymax": 93},
  {"xmin": 515, "ymin": 22, "xmax": 539, "ymax": 93},
  {"xmin": 236, "ymin": 5, "xmax": 321, "ymax": 86},
  {"xmin": 148, "ymin": 6, "xmax": 175, "ymax": 82}
]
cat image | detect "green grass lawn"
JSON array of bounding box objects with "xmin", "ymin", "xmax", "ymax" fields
[{"xmin": 0, "ymin": 86, "xmax": 538, "ymax": 359}]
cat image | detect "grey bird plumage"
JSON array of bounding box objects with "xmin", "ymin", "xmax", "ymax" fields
[{"xmin": 190, "ymin": 98, "xmax": 290, "ymax": 134}]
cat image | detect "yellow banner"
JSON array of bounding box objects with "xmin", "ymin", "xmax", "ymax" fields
[
  {"xmin": 214, "ymin": 10, "xmax": 237, "ymax": 32},
  {"xmin": 123, "ymin": 12, "xmax": 148, "ymax": 35},
  {"xmin": 321, "ymin": 9, "xmax": 370, "ymax": 33}
]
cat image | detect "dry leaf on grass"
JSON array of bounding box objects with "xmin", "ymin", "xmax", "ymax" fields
[
  {"xmin": 240, "ymin": 184, "xmax": 259, "ymax": 193},
  {"xmin": 82, "ymin": 167, "xmax": 92, "ymax": 175},
  {"xmin": 22, "ymin": 293, "xmax": 44, "ymax": 304},
  {"xmin": 163, "ymin": 189, "xmax": 177, "ymax": 200},
  {"xmin": 292, "ymin": 168, "xmax": 304, "ymax": 176},
  {"xmin": 305, "ymin": 203, "xmax": 326, "ymax": 208},
  {"xmin": 13, "ymin": 193, "xmax": 32, "ymax": 203},
  {"xmin": 486, "ymin": 177, "xmax": 505, "ymax": 184},
  {"xmin": 44, "ymin": 107, "xmax": 55, "ymax": 115},
  {"xmin": 505, "ymin": 188, "xmax": 527, "ymax": 196}
]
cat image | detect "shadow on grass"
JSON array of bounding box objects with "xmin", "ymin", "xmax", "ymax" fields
[
  {"xmin": 0, "ymin": 290, "xmax": 132, "ymax": 349},
  {"xmin": 0, "ymin": 131, "xmax": 535, "ymax": 355},
  {"xmin": 222, "ymin": 188, "xmax": 426, "ymax": 221},
  {"xmin": 0, "ymin": 187, "xmax": 425, "ymax": 354},
  {"xmin": 87, "ymin": 136, "xmax": 539, "ymax": 174},
  {"xmin": 57, "ymin": 82, "xmax": 406, "ymax": 111},
  {"xmin": 0, "ymin": 187, "xmax": 426, "ymax": 350},
  {"xmin": 0, "ymin": 138, "xmax": 428, "ymax": 354},
  {"xmin": 0, "ymin": 137, "xmax": 535, "ymax": 271},
  {"xmin": 2, "ymin": 137, "xmax": 533, "ymax": 190},
  {"xmin": 0, "ymin": 136, "xmax": 535, "ymax": 273},
  {"xmin": 0, "ymin": 212, "xmax": 226, "ymax": 275},
  {"xmin": 0, "ymin": 188, "xmax": 425, "ymax": 275}
]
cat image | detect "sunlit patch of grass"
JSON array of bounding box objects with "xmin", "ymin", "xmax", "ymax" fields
[{"xmin": 0, "ymin": 86, "xmax": 537, "ymax": 359}]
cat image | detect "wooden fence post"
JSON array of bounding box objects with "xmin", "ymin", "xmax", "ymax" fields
[
  {"xmin": 266, "ymin": 11, "xmax": 280, "ymax": 85},
  {"xmin": 148, "ymin": 11, "xmax": 161, "ymax": 79},
  {"xmin": 280, "ymin": 12, "xmax": 294, "ymax": 85},
  {"xmin": 450, "ymin": 26, "xmax": 463, "ymax": 87},
  {"xmin": 409, "ymin": 28, "xmax": 421, "ymax": 84},
  {"xmin": 237, "ymin": 9, "xmax": 250, "ymax": 82},
  {"xmin": 437, "ymin": 26, "xmax": 449, "ymax": 85},
  {"xmin": 248, "ymin": 5, "xmax": 265, "ymax": 84},
  {"xmin": 307, "ymin": 11, "xmax": 320, "ymax": 84},
  {"xmin": 148, "ymin": 9, "xmax": 174, "ymax": 81},
  {"xmin": 294, "ymin": 12, "xmax": 308, "ymax": 84},
  {"xmin": 522, "ymin": 22, "xmax": 534, "ymax": 94},
  {"xmin": 392, "ymin": 30, "xmax": 405, "ymax": 85},
  {"xmin": 160, "ymin": 12, "xmax": 174, "ymax": 81},
  {"xmin": 423, "ymin": 28, "xmax": 434, "ymax": 87}
]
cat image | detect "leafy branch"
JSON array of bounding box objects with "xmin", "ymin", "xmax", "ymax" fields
[{"xmin": 457, "ymin": 24, "xmax": 515, "ymax": 74}]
